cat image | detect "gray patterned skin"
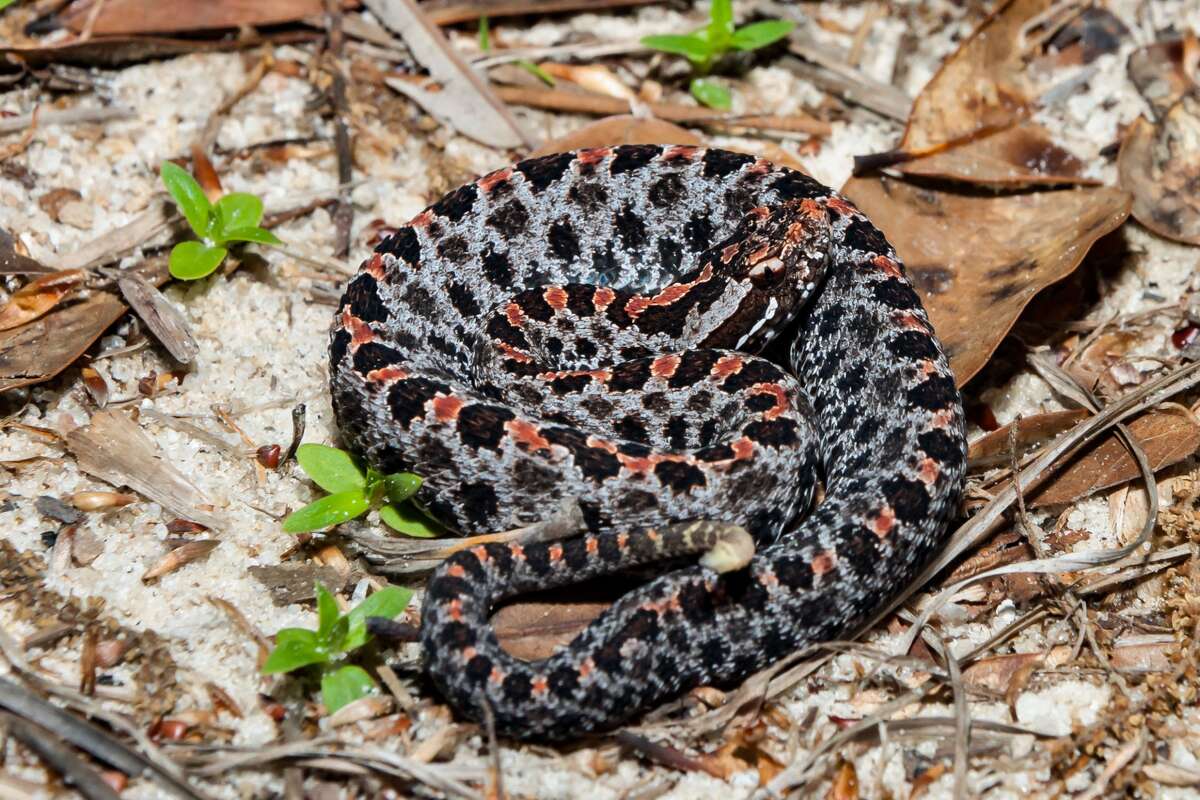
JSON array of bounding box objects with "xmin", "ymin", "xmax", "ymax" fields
[{"xmin": 329, "ymin": 145, "xmax": 966, "ymax": 740}]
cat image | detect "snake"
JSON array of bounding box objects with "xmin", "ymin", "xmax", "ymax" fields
[{"xmin": 329, "ymin": 145, "xmax": 966, "ymax": 740}]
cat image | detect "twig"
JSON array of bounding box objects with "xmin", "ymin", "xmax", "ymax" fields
[
  {"xmin": 324, "ymin": 0, "xmax": 354, "ymax": 259},
  {"xmin": 420, "ymin": 0, "xmax": 659, "ymax": 25},
  {"xmin": 0, "ymin": 104, "xmax": 134, "ymax": 134},
  {"xmin": 1, "ymin": 712, "xmax": 120, "ymax": 800},
  {"xmin": 491, "ymin": 85, "xmax": 831, "ymax": 136}
]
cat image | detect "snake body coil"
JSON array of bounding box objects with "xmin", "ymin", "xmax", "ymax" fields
[{"xmin": 330, "ymin": 146, "xmax": 966, "ymax": 739}]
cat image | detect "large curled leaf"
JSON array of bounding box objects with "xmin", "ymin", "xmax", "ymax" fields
[{"xmin": 842, "ymin": 175, "xmax": 1131, "ymax": 385}]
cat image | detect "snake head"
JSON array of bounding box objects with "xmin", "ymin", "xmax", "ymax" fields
[{"xmin": 723, "ymin": 198, "xmax": 831, "ymax": 295}]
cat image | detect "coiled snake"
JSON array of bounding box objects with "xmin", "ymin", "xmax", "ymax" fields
[{"xmin": 330, "ymin": 145, "xmax": 966, "ymax": 740}]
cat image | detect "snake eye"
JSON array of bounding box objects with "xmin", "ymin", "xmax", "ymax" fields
[{"xmin": 748, "ymin": 255, "xmax": 786, "ymax": 285}]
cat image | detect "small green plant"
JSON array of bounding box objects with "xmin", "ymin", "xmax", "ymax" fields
[
  {"xmin": 283, "ymin": 443, "xmax": 441, "ymax": 538},
  {"xmin": 641, "ymin": 0, "xmax": 794, "ymax": 110},
  {"xmin": 160, "ymin": 161, "xmax": 281, "ymax": 280},
  {"xmin": 262, "ymin": 582, "xmax": 412, "ymax": 712},
  {"xmin": 479, "ymin": 15, "xmax": 555, "ymax": 86}
]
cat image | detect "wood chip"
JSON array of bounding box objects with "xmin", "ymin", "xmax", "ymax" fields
[
  {"xmin": 117, "ymin": 271, "xmax": 199, "ymax": 364},
  {"xmin": 66, "ymin": 410, "xmax": 224, "ymax": 530}
]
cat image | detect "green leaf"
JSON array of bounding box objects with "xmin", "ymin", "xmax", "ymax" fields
[
  {"xmin": 296, "ymin": 443, "xmax": 367, "ymax": 493},
  {"xmin": 281, "ymin": 490, "xmax": 370, "ymax": 533},
  {"xmin": 690, "ymin": 77, "xmax": 732, "ymax": 110},
  {"xmin": 478, "ymin": 15, "xmax": 490, "ymax": 52},
  {"xmin": 341, "ymin": 586, "xmax": 413, "ymax": 652},
  {"xmin": 730, "ymin": 19, "xmax": 794, "ymax": 51},
  {"xmin": 262, "ymin": 627, "xmax": 328, "ymax": 674},
  {"xmin": 315, "ymin": 582, "xmax": 340, "ymax": 640},
  {"xmin": 0, "ymin": 0, "xmax": 19, "ymax": 11},
  {"xmin": 640, "ymin": 33, "xmax": 716, "ymax": 64},
  {"xmin": 220, "ymin": 226, "xmax": 283, "ymax": 246},
  {"xmin": 160, "ymin": 161, "xmax": 211, "ymax": 237},
  {"xmin": 321, "ymin": 665, "xmax": 376, "ymax": 713},
  {"xmin": 168, "ymin": 241, "xmax": 228, "ymax": 280},
  {"xmin": 379, "ymin": 502, "xmax": 443, "ymax": 538},
  {"xmin": 707, "ymin": 0, "xmax": 735, "ymax": 45},
  {"xmin": 213, "ymin": 192, "xmax": 264, "ymax": 235},
  {"xmin": 383, "ymin": 473, "xmax": 422, "ymax": 505},
  {"xmin": 518, "ymin": 59, "xmax": 557, "ymax": 86}
]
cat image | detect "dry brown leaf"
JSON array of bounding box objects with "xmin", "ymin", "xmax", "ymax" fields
[
  {"xmin": 189, "ymin": 147, "xmax": 223, "ymax": 203},
  {"xmin": 898, "ymin": 123, "xmax": 1095, "ymax": 186},
  {"xmin": 142, "ymin": 540, "xmax": 219, "ymax": 582},
  {"xmin": 0, "ymin": 291, "xmax": 126, "ymax": 392},
  {"xmin": 968, "ymin": 409, "xmax": 1090, "ymax": 468},
  {"xmin": 0, "ymin": 269, "xmax": 85, "ymax": 331},
  {"xmin": 66, "ymin": 410, "xmax": 225, "ymax": 530},
  {"xmin": 37, "ymin": 188, "xmax": 84, "ymax": 221},
  {"xmin": 902, "ymin": 0, "xmax": 1046, "ymax": 152},
  {"xmin": 529, "ymin": 115, "xmax": 702, "ymax": 156},
  {"xmin": 695, "ymin": 724, "xmax": 785, "ymax": 784},
  {"xmin": 1118, "ymin": 95, "xmax": 1200, "ymax": 245},
  {"xmin": 841, "ymin": 175, "xmax": 1130, "ymax": 385},
  {"xmin": 909, "ymin": 762, "xmax": 948, "ymax": 799},
  {"xmin": 60, "ymin": 0, "xmax": 357, "ymax": 36},
  {"xmin": 1030, "ymin": 410, "xmax": 1200, "ymax": 507},
  {"xmin": 248, "ymin": 563, "xmax": 351, "ymax": 606},
  {"xmin": 890, "ymin": 0, "xmax": 1111, "ymax": 185},
  {"xmin": 1109, "ymin": 640, "xmax": 1174, "ymax": 673},
  {"xmin": 962, "ymin": 646, "xmax": 1070, "ymax": 693},
  {"xmin": 493, "ymin": 600, "xmax": 608, "ymax": 661},
  {"xmin": 1128, "ymin": 35, "xmax": 1198, "ymax": 121},
  {"xmin": 827, "ymin": 760, "xmax": 859, "ymax": 800}
]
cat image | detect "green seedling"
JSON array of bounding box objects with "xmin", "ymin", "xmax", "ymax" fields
[
  {"xmin": 641, "ymin": 0, "xmax": 794, "ymax": 110},
  {"xmin": 479, "ymin": 15, "xmax": 556, "ymax": 86},
  {"xmin": 160, "ymin": 161, "xmax": 282, "ymax": 280},
  {"xmin": 262, "ymin": 582, "xmax": 412, "ymax": 712},
  {"xmin": 283, "ymin": 443, "xmax": 441, "ymax": 538}
]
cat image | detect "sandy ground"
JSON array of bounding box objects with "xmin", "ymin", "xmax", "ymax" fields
[{"xmin": 3, "ymin": 0, "xmax": 1200, "ymax": 797}]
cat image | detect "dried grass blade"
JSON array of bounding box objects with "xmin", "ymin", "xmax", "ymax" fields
[{"xmin": 366, "ymin": 0, "xmax": 533, "ymax": 149}]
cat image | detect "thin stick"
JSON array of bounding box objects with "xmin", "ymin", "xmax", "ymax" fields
[{"xmin": 492, "ymin": 85, "xmax": 831, "ymax": 136}]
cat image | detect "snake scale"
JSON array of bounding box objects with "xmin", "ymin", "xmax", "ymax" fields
[{"xmin": 329, "ymin": 145, "xmax": 966, "ymax": 740}]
